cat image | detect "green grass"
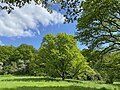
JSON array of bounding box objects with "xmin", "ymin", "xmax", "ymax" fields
[{"xmin": 0, "ymin": 75, "xmax": 119, "ymax": 90}]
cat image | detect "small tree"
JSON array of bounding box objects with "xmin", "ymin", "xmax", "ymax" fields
[{"xmin": 17, "ymin": 44, "xmax": 35, "ymax": 74}]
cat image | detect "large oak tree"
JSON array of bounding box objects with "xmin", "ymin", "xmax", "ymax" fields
[{"xmin": 39, "ymin": 33, "xmax": 95, "ymax": 80}]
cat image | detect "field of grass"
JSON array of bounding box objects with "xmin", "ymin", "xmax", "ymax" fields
[{"xmin": 0, "ymin": 75, "xmax": 120, "ymax": 90}]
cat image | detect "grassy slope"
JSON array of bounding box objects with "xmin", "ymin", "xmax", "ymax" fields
[{"xmin": 0, "ymin": 75, "xmax": 119, "ymax": 90}]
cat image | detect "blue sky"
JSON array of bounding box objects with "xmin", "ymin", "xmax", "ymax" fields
[{"xmin": 0, "ymin": 2, "xmax": 87, "ymax": 50}]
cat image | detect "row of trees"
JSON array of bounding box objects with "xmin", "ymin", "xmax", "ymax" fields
[
  {"xmin": 0, "ymin": 33, "xmax": 95, "ymax": 80},
  {"xmin": 81, "ymin": 49, "xmax": 120, "ymax": 83},
  {"xmin": 0, "ymin": 33, "xmax": 120, "ymax": 83},
  {"xmin": 0, "ymin": 43, "xmax": 35, "ymax": 75}
]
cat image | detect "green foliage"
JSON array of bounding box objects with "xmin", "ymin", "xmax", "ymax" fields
[
  {"xmin": 0, "ymin": 0, "xmax": 81, "ymax": 16},
  {"xmin": 81, "ymin": 49, "xmax": 100, "ymax": 68},
  {"xmin": 95, "ymin": 52, "xmax": 120, "ymax": 84},
  {"xmin": 0, "ymin": 44, "xmax": 36, "ymax": 75},
  {"xmin": 0, "ymin": 33, "xmax": 119, "ymax": 83},
  {"xmin": 3, "ymin": 62, "xmax": 18, "ymax": 75},
  {"xmin": 17, "ymin": 44, "xmax": 35, "ymax": 61},
  {"xmin": 81, "ymin": 49, "xmax": 120, "ymax": 82},
  {"xmin": 81, "ymin": 49, "xmax": 103, "ymax": 80},
  {"xmin": 76, "ymin": 0, "xmax": 120, "ymax": 53},
  {"xmin": 16, "ymin": 44, "xmax": 36, "ymax": 74},
  {"xmin": 0, "ymin": 0, "xmax": 119, "ymax": 85},
  {"xmin": 29, "ymin": 52, "xmax": 46, "ymax": 76},
  {"xmin": 39, "ymin": 33, "xmax": 95, "ymax": 80},
  {"xmin": 0, "ymin": 45, "xmax": 16, "ymax": 62},
  {"xmin": 0, "ymin": 46, "xmax": 18, "ymax": 74},
  {"xmin": 0, "ymin": 34, "xmax": 95, "ymax": 79}
]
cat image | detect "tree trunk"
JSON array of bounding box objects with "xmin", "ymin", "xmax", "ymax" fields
[
  {"xmin": 61, "ymin": 71, "xmax": 65, "ymax": 80},
  {"xmin": 62, "ymin": 75, "xmax": 65, "ymax": 80},
  {"xmin": 60, "ymin": 59, "xmax": 65, "ymax": 80},
  {"xmin": 106, "ymin": 78, "xmax": 113, "ymax": 84}
]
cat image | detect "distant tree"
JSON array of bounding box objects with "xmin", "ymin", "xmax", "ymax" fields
[
  {"xmin": 81, "ymin": 49, "xmax": 100, "ymax": 68},
  {"xmin": 29, "ymin": 51, "xmax": 46, "ymax": 76},
  {"xmin": 95, "ymin": 52, "xmax": 120, "ymax": 84},
  {"xmin": 0, "ymin": 46, "xmax": 14, "ymax": 63},
  {"xmin": 81, "ymin": 49, "xmax": 103, "ymax": 80},
  {"xmin": 17, "ymin": 44, "xmax": 35, "ymax": 74},
  {"xmin": 39, "ymin": 33, "xmax": 95, "ymax": 80},
  {"xmin": 17, "ymin": 44, "xmax": 35, "ymax": 60},
  {"xmin": 0, "ymin": 44, "xmax": 37, "ymax": 75},
  {"xmin": 0, "ymin": 45, "xmax": 19, "ymax": 74},
  {"xmin": 3, "ymin": 61, "xmax": 18, "ymax": 74}
]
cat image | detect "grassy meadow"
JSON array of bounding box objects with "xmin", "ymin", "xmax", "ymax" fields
[{"xmin": 0, "ymin": 75, "xmax": 120, "ymax": 90}]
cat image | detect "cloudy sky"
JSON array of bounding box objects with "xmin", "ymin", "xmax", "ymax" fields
[{"xmin": 0, "ymin": 2, "xmax": 86, "ymax": 49}]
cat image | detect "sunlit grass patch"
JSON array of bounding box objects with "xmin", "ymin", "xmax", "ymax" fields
[{"xmin": 0, "ymin": 75, "xmax": 119, "ymax": 90}]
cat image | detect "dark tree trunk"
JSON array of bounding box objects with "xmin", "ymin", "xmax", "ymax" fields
[
  {"xmin": 60, "ymin": 59, "xmax": 65, "ymax": 80},
  {"xmin": 106, "ymin": 78, "xmax": 114, "ymax": 84},
  {"xmin": 61, "ymin": 70, "xmax": 65, "ymax": 80},
  {"xmin": 62, "ymin": 75, "xmax": 65, "ymax": 80}
]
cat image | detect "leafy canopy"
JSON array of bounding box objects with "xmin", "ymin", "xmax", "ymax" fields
[
  {"xmin": 39, "ymin": 33, "xmax": 95, "ymax": 80},
  {"xmin": 75, "ymin": 0, "xmax": 120, "ymax": 54}
]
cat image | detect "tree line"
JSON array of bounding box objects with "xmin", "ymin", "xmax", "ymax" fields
[
  {"xmin": 0, "ymin": 33, "xmax": 120, "ymax": 84},
  {"xmin": 0, "ymin": 33, "xmax": 95, "ymax": 80}
]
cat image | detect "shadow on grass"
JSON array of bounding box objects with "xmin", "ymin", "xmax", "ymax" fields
[
  {"xmin": 112, "ymin": 84, "xmax": 120, "ymax": 88},
  {"xmin": 0, "ymin": 86, "xmax": 110, "ymax": 90},
  {"xmin": 2, "ymin": 77, "xmax": 81, "ymax": 83}
]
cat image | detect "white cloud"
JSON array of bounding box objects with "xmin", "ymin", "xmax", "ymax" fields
[
  {"xmin": 0, "ymin": 2, "xmax": 64, "ymax": 37},
  {"xmin": 0, "ymin": 40, "xmax": 4, "ymax": 46}
]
